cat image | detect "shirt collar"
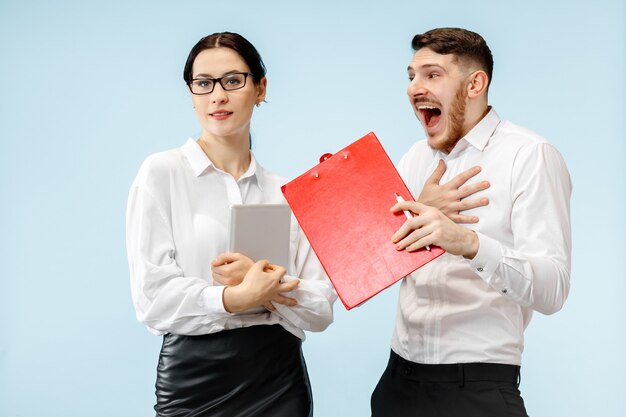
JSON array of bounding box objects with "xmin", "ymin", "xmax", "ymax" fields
[
  {"xmin": 241, "ymin": 155, "xmax": 265, "ymax": 191},
  {"xmin": 181, "ymin": 138, "xmax": 264, "ymax": 190},
  {"xmin": 460, "ymin": 107, "xmax": 501, "ymax": 152}
]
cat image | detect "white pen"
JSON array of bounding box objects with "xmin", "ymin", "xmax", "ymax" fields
[{"xmin": 394, "ymin": 193, "xmax": 431, "ymax": 251}]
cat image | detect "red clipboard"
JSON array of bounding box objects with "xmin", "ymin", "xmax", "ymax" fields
[{"xmin": 281, "ymin": 132, "xmax": 445, "ymax": 309}]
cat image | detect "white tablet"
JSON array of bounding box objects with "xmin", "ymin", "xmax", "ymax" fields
[{"xmin": 229, "ymin": 204, "xmax": 291, "ymax": 268}]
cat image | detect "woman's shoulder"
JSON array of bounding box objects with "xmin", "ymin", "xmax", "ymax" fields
[
  {"xmin": 252, "ymin": 162, "xmax": 291, "ymax": 203},
  {"xmin": 251, "ymin": 157, "xmax": 286, "ymax": 186},
  {"xmin": 259, "ymin": 166, "xmax": 287, "ymax": 185},
  {"xmin": 132, "ymin": 145, "xmax": 187, "ymax": 188}
]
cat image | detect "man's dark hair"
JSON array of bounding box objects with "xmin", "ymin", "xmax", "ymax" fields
[{"xmin": 412, "ymin": 28, "xmax": 494, "ymax": 87}]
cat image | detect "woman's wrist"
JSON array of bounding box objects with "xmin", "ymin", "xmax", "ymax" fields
[{"xmin": 223, "ymin": 286, "xmax": 249, "ymax": 313}]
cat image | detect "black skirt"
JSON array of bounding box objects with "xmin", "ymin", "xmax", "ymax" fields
[{"xmin": 155, "ymin": 324, "xmax": 312, "ymax": 417}]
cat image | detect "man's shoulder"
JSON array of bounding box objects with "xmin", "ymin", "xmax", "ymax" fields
[
  {"xmin": 497, "ymin": 120, "xmax": 551, "ymax": 147},
  {"xmin": 495, "ymin": 120, "xmax": 568, "ymax": 174}
]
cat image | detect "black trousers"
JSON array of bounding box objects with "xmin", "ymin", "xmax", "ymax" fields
[
  {"xmin": 371, "ymin": 351, "xmax": 528, "ymax": 417},
  {"xmin": 155, "ymin": 325, "xmax": 312, "ymax": 417}
]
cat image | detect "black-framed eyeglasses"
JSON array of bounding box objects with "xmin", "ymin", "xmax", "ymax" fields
[{"xmin": 188, "ymin": 72, "xmax": 254, "ymax": 95}]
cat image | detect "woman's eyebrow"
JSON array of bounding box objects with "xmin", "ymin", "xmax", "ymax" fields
[{"xmin": 193, "ymin": 70, "xmax": 243, "ymax": 78}]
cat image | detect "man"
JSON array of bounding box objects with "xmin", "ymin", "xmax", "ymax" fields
[{"xmin": 371, "ymin": 28, "xmax": 572, "ymax": 416}]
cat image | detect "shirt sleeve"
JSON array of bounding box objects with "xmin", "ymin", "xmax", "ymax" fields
[
  {"xmin": 469, "ymin": 143, "xmax": 572, "ymax": 315},
  {"xmin": 126, "ymin": 183, "xmax": 232, "ymax": 335},
  {"xmin": 271, "ymin": 219, "xmax": 337, "ymax": 332}
]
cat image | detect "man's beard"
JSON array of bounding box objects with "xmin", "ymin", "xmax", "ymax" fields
[{"xmin": 432, "ymin": 84, "xmax": 467, "ymax": 153}]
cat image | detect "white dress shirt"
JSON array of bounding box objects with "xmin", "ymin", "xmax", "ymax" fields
[
  {"xmin": 391, "ymin": 108, "xmax": 572, "ymax": 365},
  {"xmin": 126, "ymin": 139, "xmax": 336, "ymax": 340}
]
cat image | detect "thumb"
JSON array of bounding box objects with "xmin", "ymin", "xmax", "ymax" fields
[
  {"xmin": 211, "ymin": 252, "xmax": 235, "ymax": 266},
  {"xmin": 425, "ymin": 159, "xmax": 446, "ymax": 185},
  {"xmin": 251, "ymin": 259, "xmax": 270, "ymax": 273},
  {"xmin": 279, "ymin": 279, "xmax": 300, "ymax": 292}
]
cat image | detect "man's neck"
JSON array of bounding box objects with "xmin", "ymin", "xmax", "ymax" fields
[{"xmin": 462, "ymin": 104, "xmax": 490, "ymax": 137}]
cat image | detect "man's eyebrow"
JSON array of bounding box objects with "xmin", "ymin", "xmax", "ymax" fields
[
  {"xmin": 420, "ymin": 64, "xmax": 446, "ymax": 72},
  {"xmin": 407, "ymin": 63, "xmax": 447, "ymax": 72}
]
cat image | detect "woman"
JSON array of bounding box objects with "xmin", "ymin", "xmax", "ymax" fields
[{"xmin": 126, "ymin": 32, "xmax": 336, "ymax": 417}]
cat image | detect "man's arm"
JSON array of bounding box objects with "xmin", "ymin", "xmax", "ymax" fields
[{"xmin": 468, "ymin": 143, "xmax": 571, "ymax": 314}]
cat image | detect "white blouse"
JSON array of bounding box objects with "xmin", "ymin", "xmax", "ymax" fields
[{"xmin": 126, "ymin": 139, "xmax": 336, "ymax": 340}]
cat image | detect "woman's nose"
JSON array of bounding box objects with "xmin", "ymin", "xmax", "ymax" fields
[{"xmin": 211, "ymin": 83, "xmax": 228, "ymax": 103}]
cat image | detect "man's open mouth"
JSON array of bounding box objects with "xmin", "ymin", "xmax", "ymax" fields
[{"xmin": 417, "ymin": 105, "xmax": 442, "ymax": 128}]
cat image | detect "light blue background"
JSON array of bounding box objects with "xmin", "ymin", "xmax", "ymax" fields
[{"xmin": 1, "ymin": 1, "xmax": 624, "ymax": 416}]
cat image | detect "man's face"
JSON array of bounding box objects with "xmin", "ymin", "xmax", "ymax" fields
[{"xmin": 407, "ymin": 48, "xmax": 470, "ymax": 153}]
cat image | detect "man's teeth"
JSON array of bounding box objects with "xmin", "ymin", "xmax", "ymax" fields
[{"xmin": 417, "ymin": 105, "xmax": 438, "ymax": 110}]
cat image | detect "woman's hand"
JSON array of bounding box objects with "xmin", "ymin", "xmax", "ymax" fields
[
  {"xmin": 211, "ymin": 252, "xmax": 255, "ymax": 286},
  {"xmin": 418, "ymin": 159, "xmax": 490, "ymax": 223},
  {"xmin": 222, "ymin": 260, "xmax": 299, "ymax": 313}
]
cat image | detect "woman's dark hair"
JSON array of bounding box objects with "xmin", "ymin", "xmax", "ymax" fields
[
  {"xmin": 183, "ymin": 32, "xmax": 267, "ymax": 84},
  {"xmin": 412, "ymin": 28, "xmax": 494, "ymax": 88}
]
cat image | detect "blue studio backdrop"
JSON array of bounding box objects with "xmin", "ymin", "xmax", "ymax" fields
[{"xmin": 1, "ymin": 1, "xmax": 624, "ymax": 416}]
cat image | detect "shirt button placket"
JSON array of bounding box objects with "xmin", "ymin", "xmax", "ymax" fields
[{"xmin": 224, "ymin": 175, "xmax": 243, "ymax": 204}]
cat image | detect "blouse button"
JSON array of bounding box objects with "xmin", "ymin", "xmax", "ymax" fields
[{"xmin": 477, "ymin": 267, "xmax": 484, "ymax": 272}]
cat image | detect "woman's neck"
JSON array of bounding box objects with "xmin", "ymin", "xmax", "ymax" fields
[{"xmin": 197, "ymin": 132, "xmax": 251, "ymax": 180}]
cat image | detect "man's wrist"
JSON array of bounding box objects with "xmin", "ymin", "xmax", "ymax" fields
[{"xmin": 463, "ymin": 230, "xmax": 479, "ymax": 260}]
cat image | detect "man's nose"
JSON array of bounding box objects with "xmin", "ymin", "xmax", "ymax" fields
[{"xmin": 407, "ymin": 78, "xmax": 427, "ymax": 98}]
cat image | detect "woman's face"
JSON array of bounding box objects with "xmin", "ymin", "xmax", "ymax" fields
[{"xmin": 190, "ymin": 47, "xmax": 266, "ymax": 141}]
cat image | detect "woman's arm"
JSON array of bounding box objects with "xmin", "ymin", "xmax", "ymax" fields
[{"xmin": 127, "ymin": 184, "xmax": 232, "ymax": 335}]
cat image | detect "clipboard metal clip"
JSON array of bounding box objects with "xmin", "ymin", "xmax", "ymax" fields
[
  {"xmin": 319, "ymin": 153, "xmax": 333, "ymax": 163},
  {"xmin": 319, "ymin": 152, "xmax": 349, "ymax": 163}
]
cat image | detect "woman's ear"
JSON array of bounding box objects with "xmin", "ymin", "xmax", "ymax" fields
[
  {"xmin": 467, "ymin": 70, "xmax": 489, "ymax": 98},
  {"xmin": 256, "ymin": 77, "xmax": 267, "ymax": 104}
]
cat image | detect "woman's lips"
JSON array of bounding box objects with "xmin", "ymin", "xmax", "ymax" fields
[{"xmin": 209, "ymin": 110, "xmax": 233, "ymax": 120}]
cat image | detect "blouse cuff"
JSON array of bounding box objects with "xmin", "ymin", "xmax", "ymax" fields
[{"xmin": 201, "ymin": 285, "xmax": 229, "ymax": 315}]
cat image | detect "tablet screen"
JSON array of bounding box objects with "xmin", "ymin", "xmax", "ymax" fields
[{"xmin": 229, "ymin": 204, "xmax": 291, "ymax": 268}]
